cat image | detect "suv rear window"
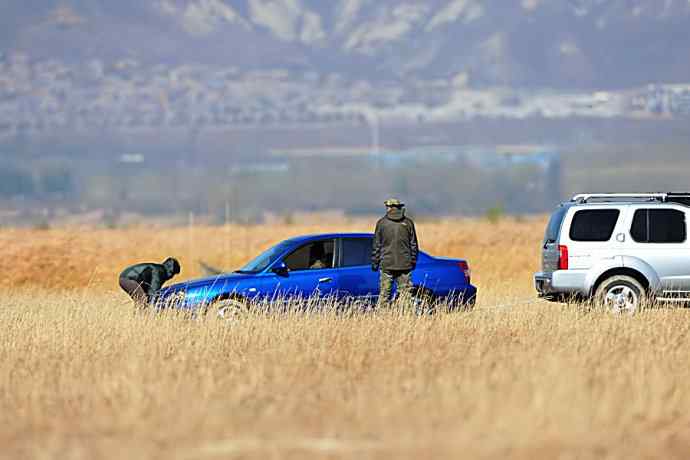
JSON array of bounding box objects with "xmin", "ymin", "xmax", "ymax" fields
[
  {"xmin": 569, "ymin": 209, "xmax": 620, "ymax": 242},
  {"xmin": 631, "ymin": 209, "xmax": 686, "ymax": 243},
  {"xmin": 544, "ymin": 206, "xmax": 568, "ymax": 243}
]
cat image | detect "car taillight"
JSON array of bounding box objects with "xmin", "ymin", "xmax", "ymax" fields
[
  {"xmin": 558, "ymin": 245, "xmax": 569, "ymax": 270},
  {"xmin": 459, "ymin": 261, "xmax": 471, "ymax": 283}
]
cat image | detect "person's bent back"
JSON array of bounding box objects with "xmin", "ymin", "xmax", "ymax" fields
[{"xmin": 119, "ymin": 257, "xmax": 181, "ymax": 305}]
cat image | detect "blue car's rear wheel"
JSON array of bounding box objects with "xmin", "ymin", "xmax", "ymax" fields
[{"xmin": 412, "ymin": 288, "xmax": 436, "ymax": 314}]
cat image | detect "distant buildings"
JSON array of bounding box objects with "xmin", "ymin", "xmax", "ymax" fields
[
  {"xmin": 0, "ymin": 52, "xmax": 688, "ymax": 141},
  {"xmin": 668, "ymin": 86, "xmax": 690, "ymax": 116},
  {"xmin": 630, "ymin": 84, "xmax": 690, "ymax": 117},
  {"xmin": 271, "ymin": 143, "xmax": 561, "ymax": 197}
]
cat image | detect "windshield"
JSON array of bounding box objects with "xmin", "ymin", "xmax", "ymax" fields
[
  {"xmin": 237, "ymin": 241, "xmax": 294, "ymax": 273},
  {"xmin": 544, "ymin": 205, "xmax": 569, "ymax": 244}
]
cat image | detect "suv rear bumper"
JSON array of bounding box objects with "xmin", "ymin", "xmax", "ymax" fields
[
  {"xmin": 534, "ymin": 272, "xmax": 555, "ymax": 296},
  {"xmin": 534, "ymin": 271, "xmax": 589, "ymax": 298}
]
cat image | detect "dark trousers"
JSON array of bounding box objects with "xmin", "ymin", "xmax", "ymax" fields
[{"xmin": 119, "ymin": 277, "xmax": 148, "ymax": 304}]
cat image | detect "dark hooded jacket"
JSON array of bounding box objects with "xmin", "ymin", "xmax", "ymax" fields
[
  {"xmin": 119, "ymin": 259, "xmax": 178, "ymax": 297},
  {"xmin": 372, "ymin": 208, "xmax": 419, "ymax": 271}
]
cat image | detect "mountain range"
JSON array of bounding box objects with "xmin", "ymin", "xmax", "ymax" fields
[{"xmin": 2, "ymin": 0, "xmax": 690, "ymax": 89}]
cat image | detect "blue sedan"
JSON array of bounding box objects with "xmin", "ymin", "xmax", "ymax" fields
[{"xmin": 157, "ymin": 233, "xmax": 477, "ymax": 316}]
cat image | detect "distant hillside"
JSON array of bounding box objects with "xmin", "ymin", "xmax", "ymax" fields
[{"xmin": 3, "ymin": 0, "xmax": 690, "ymax": 89}]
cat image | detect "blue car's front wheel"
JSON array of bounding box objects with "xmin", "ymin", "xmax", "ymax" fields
[{"xmin": 210, "ymin": 298, "xmax": 249, "ymax": 323}]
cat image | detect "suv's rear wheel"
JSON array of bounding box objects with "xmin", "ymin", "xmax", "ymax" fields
[{"xmin": 594, "ymin": 275, "xmax": 647, "ymax": 315}]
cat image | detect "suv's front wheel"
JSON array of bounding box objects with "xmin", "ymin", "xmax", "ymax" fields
[{"xmin": 594, "ymin": 275, "xmax": 647, "ymax": 315}]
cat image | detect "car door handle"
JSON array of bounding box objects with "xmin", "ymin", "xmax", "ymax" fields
[{"xmin": 318, "ymin": 277, "xmax": 333, "ymax": 283}]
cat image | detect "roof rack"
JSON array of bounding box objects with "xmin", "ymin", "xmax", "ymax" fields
[
  {"xmin": 572, "ymin": 193, "xmax": 665, "ymax": 203},
  {"xmin": 572, "ymin": 193, "xmax": 690, "ymax": 205}
]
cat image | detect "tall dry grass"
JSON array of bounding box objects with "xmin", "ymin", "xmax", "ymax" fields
[
  {"xmin": 3, "ymin": 293, "xmax": 690, "ymax": 459},
  {"xmin": 3, "ymin": 217, "xmax": 690, "ymax": 459}
]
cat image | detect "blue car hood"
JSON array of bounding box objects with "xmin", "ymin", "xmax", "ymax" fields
[{"xmin": 162, "ymin": 272, "xmax": 256, "ymax": 294}]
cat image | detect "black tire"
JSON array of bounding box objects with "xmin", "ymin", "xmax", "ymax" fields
[
  {"xmin": 210, "ymin": 297, "xmax": 249, "ymax": 323},
  {"xmin": 461, "ymin": 293, "xmax": 477, "ymax": 311},
  {"xmin": 411, "ymin": 288, "xmax": 436, "ymax": 314},
  {"xmin": 593, "ymin": 275, "xmax": 647, "ymax": 315}
]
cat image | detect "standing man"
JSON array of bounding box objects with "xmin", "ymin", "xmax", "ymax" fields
[
  {"xmin": 119, "ymin": 257, "xmax": 181, "ymax": 306},
  {"xmin": 372, "ymin": 198, "xmax": 419, "ymax": 308}
]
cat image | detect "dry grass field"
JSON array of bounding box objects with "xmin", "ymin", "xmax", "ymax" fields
[{"xmin": 2, "ymin": 217, "xmax": 690, "ymax": 459}]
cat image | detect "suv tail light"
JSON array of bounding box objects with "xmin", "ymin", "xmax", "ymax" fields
[
  {"xmin": 558, "ymin": 245, "xmax": 569, "ymax": 270},
  {"xmin": 459, "ymin": 261, "xmax": 471, "ymax": 283}
]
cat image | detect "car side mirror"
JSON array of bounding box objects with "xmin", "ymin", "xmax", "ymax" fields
[{"xmin": 272, "ymin": 261, "xmax": 289, "ymax": 276}]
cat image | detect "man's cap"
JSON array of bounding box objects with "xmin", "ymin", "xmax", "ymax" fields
[{"xmin": 384, "ymin": 198, "xmax": 404, "ymax": 207}]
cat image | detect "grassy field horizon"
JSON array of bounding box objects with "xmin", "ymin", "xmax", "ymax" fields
[
  {"xmin": 3, "ymin": 217, "xmax": 690, "ymax": 459},
  {"xmin": 0, "ymin": 216, "xmax": 543, "ymax": 296}
]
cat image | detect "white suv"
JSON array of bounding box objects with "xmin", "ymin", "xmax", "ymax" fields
[{"xmin": 535, "ymin": 193, "xmax": 690, "ymax": 313}]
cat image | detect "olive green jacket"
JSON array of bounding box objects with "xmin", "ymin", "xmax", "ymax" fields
[{"xmin": 372, "ymin": 208, "xmax": 419, "ymax": 271}]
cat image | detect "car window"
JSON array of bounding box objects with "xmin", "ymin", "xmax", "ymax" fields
[
  {"xmin": 544, "ymin": 205, "xmax": 568, "ymax": 243},
  {"xmin": 630, "ymin": 209, "xmax": 686, "ymax": 243},
  {"xmin": 283, "ymin": 240, "xmax": 335, "ymax": 271},
  {"xmin": 630, "ymin": 210, "xmax": 647, "ymax": 242},
  {"xmin": 340, "ymin": 238, "xmax": 373, "ymax": 267},
  {"xmin": 569, "ymin": 209, "xmax": 620, "ymax": 242}
]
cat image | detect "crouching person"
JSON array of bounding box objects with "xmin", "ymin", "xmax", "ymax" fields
[{"xmin": 119, "ymin": 257, "xmax": 181, "ymax": 307}]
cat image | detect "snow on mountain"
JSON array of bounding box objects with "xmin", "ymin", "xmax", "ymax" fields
[
  {"xmin": 248, "ymin": 0, "xmax": 325, "ymax": 45},
  {"xmin": 426, "ymin": 0, "xmax": 484, "ymax": 31},
  {"xmin": 343, "ymin": 3, "xmax": 429, "ymax": 54},
  {"xmin": 335, "ymin": 0, "xmax": 366, "ymax": 34},
  {"xmin": 158, "ymin": 0, "xmax": 250, "ymax": 36}
]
